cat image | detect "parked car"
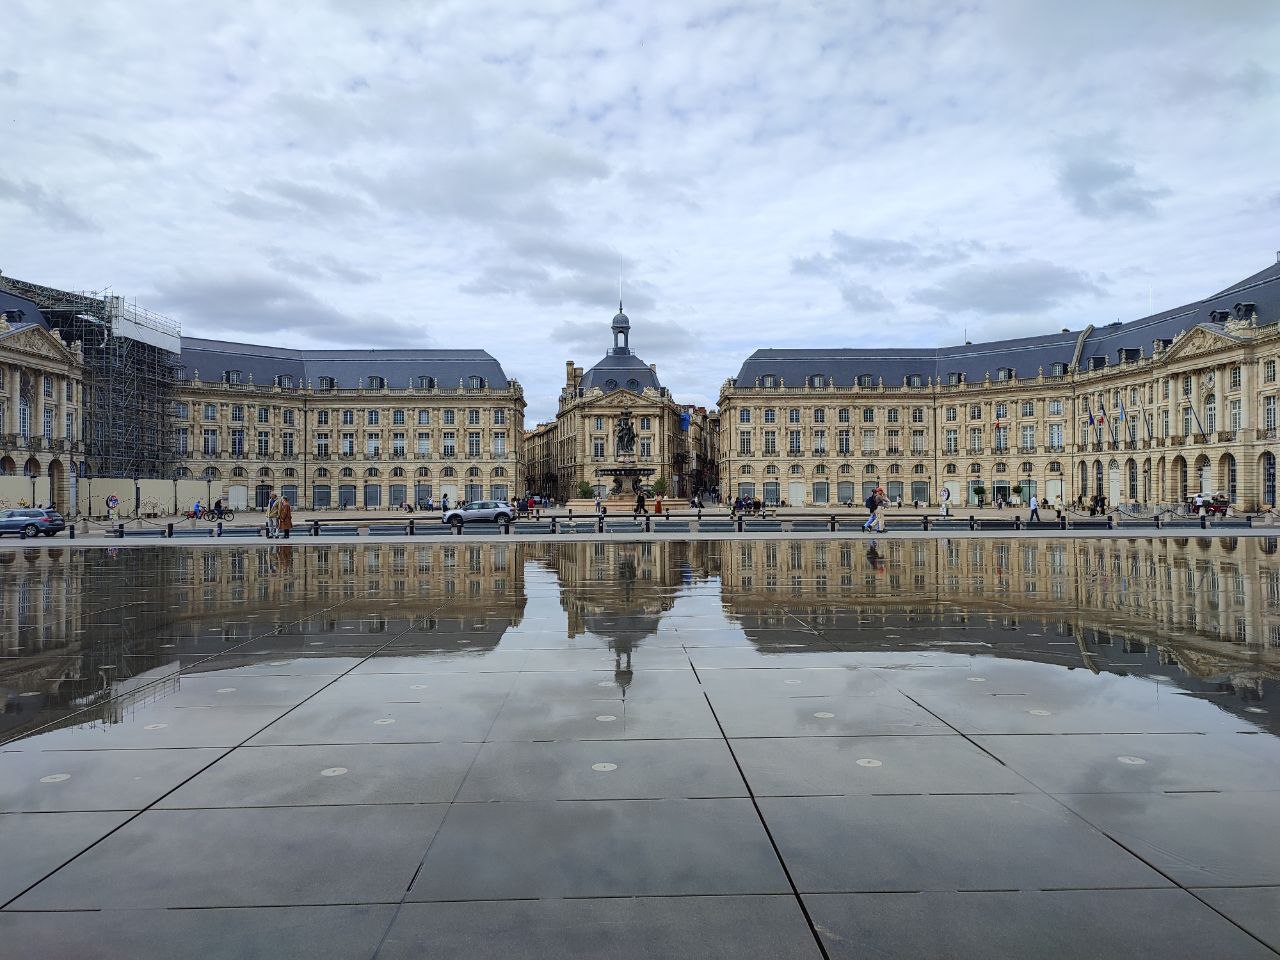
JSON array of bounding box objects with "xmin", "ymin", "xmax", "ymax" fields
[
  {"xmin": 442, "ymin": 500, "xmax": 514, "ymax": 527},
  {"xmin": 0, "ymin": 508, "xmax": 66, "ymax": 537}
]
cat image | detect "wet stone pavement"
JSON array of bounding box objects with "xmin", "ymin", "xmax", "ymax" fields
[{"xmin": 2, "ymin": 537, "xmax": 1280, "ymax": 958}]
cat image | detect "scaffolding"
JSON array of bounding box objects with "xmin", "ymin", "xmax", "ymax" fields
[{"xmin": 0, "ymin": 273, "xmax": 181, "ymax": 479}]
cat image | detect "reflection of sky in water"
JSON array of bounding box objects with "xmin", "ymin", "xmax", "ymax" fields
[{"xmin": 2, "ymin": 537, "xmax": 1277, "ymax": 745}]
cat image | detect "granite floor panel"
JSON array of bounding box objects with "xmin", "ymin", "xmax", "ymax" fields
[
  {"xmin": 1191, "ymin": 887, "xmax": 1280, "ymax": 953},
  {"xmin": 1060, "ymin": 791, "xmax": 1280, "ymax": 887},
  {"xmin": 709, "ymin": 691, "xmax": 953, "ymax": 738},
  {"xmin": 407, "ymin": 799, "xmax": 789, "ymax": 900},
  {"xmin": 456, "ymin": 739, "xmax": 745, "ymax": 801},
  {"xmin": 0, "ymin": 747, "xmax": 226, "ymax": 812},
  {"xmin": 248, "ymin": 697, "xmax": 506, "ymax": 745},
  {"xmin": 759, "ymin": 793, "xmax": 1170, "ymax": 892},
  {"xmin": 0, "ymin": 811, "xmax": 134, "ymax": 905},
  {"xmin": 0, "ymin": 905, "xmax": 398, "ymax": 960},
  {"xmin": 158, "ymin": 742, "xmax": 481, "ymax": 808},
  {"xmin": 10, "ymin": 804, "xmax": 449, "ymax": 909},
  {"xmin": 379, "ymin": 896, "xmax": 824, "ymax": 960},
  {"xmin": 803, "ymin": 890, "xmax": 1279, "ymax": 960}
]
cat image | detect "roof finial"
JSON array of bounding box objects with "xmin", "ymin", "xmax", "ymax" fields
[{"xmin": 619, "ymin": 255, "xmax": 624, "ymax": 313}]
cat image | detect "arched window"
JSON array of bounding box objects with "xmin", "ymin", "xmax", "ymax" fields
[
  {"xmin": 366, "ymin": 468, "xmax": 380, "ymax": 477},
  {"xmin": 912, "ymin": 464, "xmax": 926, "ymax": 474},
  {"xmin": 604, "ymin": 379, "xmax": 618, "ymax": 391},
  {"xmin": 224, "ymin": 370, "xmax": 242, "ymax": 385},
  {"xmin": 1020, "ymin": 461, "xmax": 1033, "ymax": 473},
  {"xmin": 257, "ymin": 467, "xmax": 273, "ymax": 478},
  {"xmin": 837, "ymin": 464, "xmax": 851, "ymax": 474},
  {"xmin": 275, "ymin": 375, "xmax": 293, "ymax": 389},
  {"xmin": 1048, "ymin": 461, "xmax": 1062, "ymax": 473},
  {"xmin": 202, "ymin": 467, "xmax": 220, "ymax": 480},
  {"xmin": 814, "ymin": 464, "xmax": 827, "ymax": 474},
  {"xmin": 739, "ymin": 465, "xmax": 753, "ymax": 475},
  {"xmin": 441, "ymin": 466, "xmax": 456, "ymax": 477},
  {"xmin": 945, "ymin": 464, "xmax": 958, "ymax": 474},
  {"xmin": 492, "ymin": 466, "xmax": 507, "ymax": 477},
  {"xmin": 390, "ymin": 467, "xmax": 406, "ymax": 478},
  {"xmin": 315, "ymin": 467, "xmax": 330, "ymax": 478},
  {"xmin": 970, "ymin": 463, "xmax": 982, "ymax": 474},
  {"xmin": 626, "ymin": 378, "xmax": 641, "ymax": 391},
  {"xmin": 790, "ymin": 464, "xmax": 804, "ymax": 475},
  {"xmin": 416, "ymin": 467, "xmax": 431, "ymax": 477},
  {"xmin": 232, "ymin": 467, "xmax": 247, "ymax": 478},
  {"xmin": 283, "ymin": 468, "xmax": 296, "ymax": 478},
  {"xmin": 1205, "ymin": 393, "xmax": 1216, "ymax": 433},
  {"xmin": 888, "ymin": 464, "xmax": 901, "ymax": 474},
  {"xmin": 467, "ymin": 466, "xmax": 481, "ymax": 477},
  {"xmin": 994, "ymin": 462, "xmax": 1007, "ymax": 473},
  {"xmin": 864, "ymin": 464, "xmax": 876, "ymax": 474},
  {"xmin": 340, "ymin": 467, "xmax": 355, "ymax": 478},
  {"xmin": 317, "ymin": 376, "xmax": 335, "ymax": 391}
]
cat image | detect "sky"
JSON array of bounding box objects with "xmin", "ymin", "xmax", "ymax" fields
[{"xmin": 4, "ymin": 0, "xmax": 1279, "ymax": 422}]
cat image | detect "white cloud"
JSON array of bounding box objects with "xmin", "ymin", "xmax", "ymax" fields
[{"xmin": 2, "ymin": 0, "xmax": 1279, "ymax": 422}]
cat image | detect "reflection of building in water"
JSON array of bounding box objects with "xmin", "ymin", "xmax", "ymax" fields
[
  {"xmin": 529, "ymin": 540, "xmax": 716, "ymax": 693},
  {"xmin": 0, "ymin": 543, "xmax": 526, "ymax": 741}
]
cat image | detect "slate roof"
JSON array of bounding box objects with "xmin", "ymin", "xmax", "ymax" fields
[
  {"xmin": 176, "ymin": 338, "xmax": 510, "ymax": 389},
  {"xmin": 733, "ymin": 259, "xmax": 1280, "ymax": 388},
  {"xmin": 580, "ymin": 350, "xmax": 662, "ymax": 392},
  {"xmin": 0, "ymin": 290, "xmax": 47, "ymax": 329}
]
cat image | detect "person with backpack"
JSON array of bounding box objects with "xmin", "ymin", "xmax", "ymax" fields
[{"xmin": 862, "ymin": 487, "xmax": 885, "ymax": 533}]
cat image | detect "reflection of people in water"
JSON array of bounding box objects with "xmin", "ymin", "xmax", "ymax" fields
[
  {"xmin": 866, "ymin": 540, "xmax": 886, "ymax": 574},
  {"xmin": 275, "ymin": 545, "xmax": 293, "ymax": 571}
]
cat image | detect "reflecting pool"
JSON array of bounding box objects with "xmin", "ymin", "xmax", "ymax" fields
[{"xmin": 2, "ymin": 538, "xmax": 1279, "ymax": 958}]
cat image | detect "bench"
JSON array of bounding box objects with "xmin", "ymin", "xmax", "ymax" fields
[
  {"xmin": 122, "ymin": 528, "xmax": 167, "ymax": 538},
  {"xmin": 743, "ymin": 520, "xmax": 783, "ymax": 533},
  {"xmin": 367, "ymin": 524, "xmax": 409, "ymax": 536},
  {"xmin": 977, "ymin": 519, "xmax": 1020, "ymax": 531},
  {"xmin": 414, "ymin": 524, "xmax": 456, "ymax": 536},
  {"xmin": 791, "ymin": 520, "xmax": 831, "ymax": 532},
  {"xmin": 698, "ymin": 520, "xmax": 735, "ymax": 532},
  {"xmin": 1069, "ymin": 519, "xmax": 1112, "ymax": 530},
  {"xmin": 514, "ymin": 522, "xmax": 555, "ymax": 535},
  {"xmin": 653, "ymin": 520, "xmax": 691, "ymax": 533},
  {"xmin": 170, "ymin": 529, "xmax": 212, "ymax": 538},
  {"xmin": 462, "ymin": 523, "xmax": 505, "ymax": 535},
  {"xmin": 219, "ymin": 526, "xmax": 265, "ymax": 537}
]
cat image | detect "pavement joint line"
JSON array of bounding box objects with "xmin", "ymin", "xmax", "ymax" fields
[{"xmin": 699, "ymin": 690, "xmax": 834, "ymax": 960}]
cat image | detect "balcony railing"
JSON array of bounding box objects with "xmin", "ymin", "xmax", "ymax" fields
[
  {"xmin": 1259, "ymin": 428, "xmax": 1278, "ymax": 441},
  {"xmin": 1217, "ymin": 431, "xmax": 1237, "ymax": 443}
]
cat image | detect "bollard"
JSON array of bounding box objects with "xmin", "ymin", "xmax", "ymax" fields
[
  {"xmin": 598, "ymin": 515, "xmax": 605, "ymax": 534},
  {"xmin": 117, "ymin": 523, "xmax": 125, "ymax": 539},
  {"xmin": 1200, "ymin": 514, "xmax": 1208, "ymax": 529},
  {"xmin": 644, "ymin": 514, "xmax": 652, "ymax": 533},
  {"xmin": 736, "ymin": 514, "xmax": 744, "ymax": 533},
  {"xmin": 1247, "ymin": 515, "xmax": 1254, "ymax": 528},
  {"xmin": 18, "ymin": 527, "xmax": 26, "ymax": 540},
  {"xmin": 408, "ymin": 518, "xmax": 415, "ymax": 535},
  {"xmin": 922, "ymin": 515, "xmax": 930, "ymax": 531},
  {"xmin": 1154, "ymin": 514, "xmax": 1162, "ymax": 529},
  {"xmin": 454, "ymin": 521, "xmax": 462, "ymax": 536},
  {"xmin": 697, "ymin": 509, "xmax": 703, "ymax": 522},
  {"xmin": 829, "ymin": 514, "xmax": 836, "ymax": 533},
  {"xmin": 1015, "ymin": 516, "xmax": 1022, "ymax": 530},
  {"xmin": 551, "ymin": 516, "xmax": 559, "ymax": 534},
  {"xmin": 216, "ymin": 521, "xmax": 223, "ymax": 537},
  {"xmin": 68, "ymin": 524, "xmax": 75, "ymax": 540},
  {"xmin": 968, "ymin": 515, "xmax": 976, "ymax": 531},
  {"xmin": 1059, "ymin": 515, "xmax": 1068, "ymax": 530},
  {"xmin": 166, "ymin": 522, "xmax": 174, "ymax": 538},
  {"xmin": 311, "ymin": 519, "xmax": 320, "ymax": 537},
  {"xmin": 1107, "ymin": 514, "xmax": 1115, "ymax": 530},
  {"xmin": 503, "ymin": 518, "xmax": 511, "ymax": 535}
]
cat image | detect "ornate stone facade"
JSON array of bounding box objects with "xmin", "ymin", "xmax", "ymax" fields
[
  {"xmin": 526, "ymin": 305, "xmax": 713, "ymax": 502},
  {"xmin": 170, "ymin": 342, "xmax": 525, "ymax": 511},
  {"xmin": 718, "ymin": 260, "xmax": 1280, "ymax": 510},
  {"xmin": 0, "ymin": 309, "xmax": 86, "ymax": 510}
]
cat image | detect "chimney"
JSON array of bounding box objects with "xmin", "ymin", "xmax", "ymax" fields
[
  {"xmin": 565, "ymin": 360, "xmax": 575, "ymax": 386},
  {"xmin": 649, "ymin": 363, "xmax": 657, "ymax": 373}
]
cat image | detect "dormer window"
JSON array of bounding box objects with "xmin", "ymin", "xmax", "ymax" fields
[
  {"xmin": 907, "ymin": 374, "xmax": 922, "ymax": 388},
  {"xmin": 995, "ymin": 367, "xmax": 1013, "ymax": 381},
  {"xmin": 275, "ymin": 375, "xmax": 293, "ymax": 389},
  {"xmin": 604, "ymin": 379, "xmax": 618, "ymax": 392},
  {"xmin": 809, "ymin": 375, "xmax": 825, "ymax": 388},
  {"xmin": 856, "ymin": 374, "xmax": 873, "ymax": 388},
  {"xmin": 946, "ymin": 372, "xmax": 963, "ymax": 386},
  {"xmin": 626, "ymin": 378, "xmax": 641, "ymax": 391},
  {"xmin": 761, "ymin": 374, "xmax": 777, "ymax": 388},
  {"xmin": 224, "ymin": 370, "xmax": 242, "ymax": 385},
  {"xmin": 467, "ymin": 376, "xmax": 484, "ymax": 390},
  {"xmin": 367, "ymin": 375, "xmax": 386, "ymax": 390},
  {"xmin": 417, "ymin": 376, "xmax": 436, "ymax": 390},
  {"xmin": 1049, "ymin": 362, "xmax": 1067, "ymax": 377},
  {"xmin": 1089, "ymin": 357, "xmax": 1107, "ymax": 370},
  {"xmin": 317, "ymin": 376, "xmax": 335, "ymax": 391},
  {"xmin": 1118, "ymin": 348, "xmax": 1141, "ymax": 363}
]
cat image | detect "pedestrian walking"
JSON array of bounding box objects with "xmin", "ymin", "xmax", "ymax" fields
[
  {"xmin": 277, "ymin": 496, "xmax": 293, "ymax": 539},
  {"xmin": 1029, "ymin": 493, "xmax": 1040, "ymax": 523},
  {"xmin": 939, "ymin": 487, "xmax": 950, "ymax": 517},
  {"xmin": 266, "ymin": 493, "xmax": 280, "ymax": 537},
  {"xmin": 634, "ymin": 490, "xmax": 648, "ymax": 518}
]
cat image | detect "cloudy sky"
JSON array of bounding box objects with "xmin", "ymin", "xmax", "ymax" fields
[{"xmin": 5, "ymin": 0, "xmax": 1278, "ymax": 421}]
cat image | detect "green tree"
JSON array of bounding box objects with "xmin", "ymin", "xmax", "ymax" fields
[
  {"xmin": 577, "ymin": 480, "xmax": 594, "ymax": 499},
  {"xmin": 652, "ymin": 477, "xmax": 668, "ymax": 497}
]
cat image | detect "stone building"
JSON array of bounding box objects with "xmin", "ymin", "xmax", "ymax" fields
[
  {"xmin": 0, "ymin": 290, "xmax": 86, "ymax": 511},
  {"xmin": 718, "ymin": 258, "xmax": 1280, "ymax": 510},
  {"xmin": 527, "ymin": 303, "xmax": 710, "ymax": 502},
  {"xmin": 171, "ymin": 339, "xmax": 525, "ymax": 511}
]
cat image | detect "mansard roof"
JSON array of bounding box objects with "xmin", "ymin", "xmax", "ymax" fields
[
  {"xmin": 177, "ymin": 338, "xmax": 511, "ymax": 388},
  {"xmin": 733, "ymin": 259, "xmax": 1280, "ymax": 388}
]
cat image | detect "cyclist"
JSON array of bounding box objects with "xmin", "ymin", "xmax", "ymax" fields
[
  {"xmin": 193, "ymin": 499, "xmax": 203, "ymax": 519},
  {"xmin": 213, "ymin": 498, "xmax": 224, "ymax": 520}
]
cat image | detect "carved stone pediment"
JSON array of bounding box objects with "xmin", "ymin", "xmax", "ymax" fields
[
  {"xmin": 1159, "ymin": 324, "xmax": 1240, "ymax": 364},
  {"xmin": 0, "ymin": 325, "xmax": 78, "ymax": 366}
]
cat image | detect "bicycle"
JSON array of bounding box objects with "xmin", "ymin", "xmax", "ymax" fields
[{"xmin": 185, "ymin": 507, "xmax": 236, "ymax": 522}]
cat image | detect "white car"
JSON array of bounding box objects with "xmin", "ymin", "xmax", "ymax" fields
[{"xmin": 442, "ymin": 500, "xmax": 515, "ymax": 527}]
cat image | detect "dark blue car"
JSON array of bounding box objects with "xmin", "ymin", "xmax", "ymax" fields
[{"xmin": 0, "ymin": 508, "xmax": 66, "ymax": 538}]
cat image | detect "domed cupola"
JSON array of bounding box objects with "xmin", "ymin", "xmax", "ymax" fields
[
  {"xmin": 610, "ymin": 302, "xmax": 631, "ymax": 355},
  {"xmin": 578, "ymin": 300, "xmax": 662, "ymax": 394}
]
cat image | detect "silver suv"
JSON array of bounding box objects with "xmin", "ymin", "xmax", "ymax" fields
[{"xmin": 442, "ymin": 500, "xmax": 514, "ymax": 527}]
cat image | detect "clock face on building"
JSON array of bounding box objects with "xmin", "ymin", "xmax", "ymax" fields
[{"xmin": 1205, "ymin": 371, "xmax": 1215, "ymax": 387}]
